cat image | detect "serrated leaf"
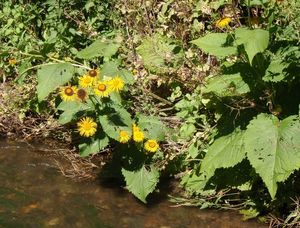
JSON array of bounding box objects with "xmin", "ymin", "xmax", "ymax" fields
[
  {"xmin": 76, "ymin": 40, "xmax": 120, "ymax": 59},
  {"xmin": 137, "ymin": 115, "xmax": 166, "ymax": 141},
  {"xmin": 244, "ymin": 114, "xmax": 300, "ymax": 199},
  {"xmin": 79, "ymin": 134, "xmax": 109, "ymax": 157},
  {"xmin": 99, "ymin": 112, "xmax": 131, "ymax": 140},
  {"xmin": 235, "ymin": 28, "xmax": 269, "ymax": 64},
  {"xmin": 200, "ymin": 130, "xmax": 246, "ymax": 180},
  {"xmin": 203, "ymin": 73, "xmax": 250, "ymax": 96},
  {"xmin": 191, "ymin": 33, "xmax": 236, "ymax": 57},
  {"xmin": 136, "ymin": 34, "xmax": 183, "ymax": 74},
  {"xmin": 37, "ymin": 63, "xmax": 74, "ymax": 101},
  {"xmin": 122, "ymin": 166, "xmax": 159, "ymax": 203}
]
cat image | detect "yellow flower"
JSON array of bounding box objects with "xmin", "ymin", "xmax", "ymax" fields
[
  {"xmin": 215, "ymin": 17, "xmax": 231, "ymax": 28},
  {"xmin": 94, "ymin": 81, "xmax": 111, "ymax": 97},
  {"xmin": 119, "ymin": 130, "xmax": 131, "ymax": 143},
  {"xmin": 8, "ymin": 58, "xmax": 17, "ymax": 65},
  {"xmin": 144, "ymin": 139, "xmax": 159, "ymax": 153},
  {"xmin": 79, "ymin": 75, "xmax": 94, "ymax": 87},
  {"xmin": 108, "ymin": 77, "xmax": 125, "ymax": 92},
  {"xmin": 132, "ymin": 123, "xmax": 140, "ymax": 132},
  {"xmin": 133, "ymin": 130, "xmax": 144, "ymax": 142},
  {"xmin": 88, "ymin": 69, "xmax": 99, "ymax": 78},
  {"xmin": 60, "ymin": 85, "xmax": 78, "ymax": 101},
  {"xmin": 77, "ymin": 117, "xmax": 97, "ymax": 137}
]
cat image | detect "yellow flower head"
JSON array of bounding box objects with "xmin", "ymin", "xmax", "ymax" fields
[
  {"xmin": 144, "ymin": 139, "xmax": 159, "ymax": 153},
  {"xmin": 88, "ymin": 69, "xmax": 99, "ymax": 78},
  {"xmin": 79, "ymin": 75, "xmax": 95, "ymax": 88},
  {"xmin": 108, "ymin": 77, "xmax": 125, "ymax": 92},
  {"xmin": 94, "ymin": 81, "xmax": 111, "ymax": 97},
  {"xmin": 119, "ymin": 130, "xmax": 131, "ymax": 143},
  {"xmin": 133, "ymin": 130, "xmax": 144, "ymax": 142},
  {"xmin": 77, "ymin": 117, "xmax": 97, "ymax": 137},
  {"xmin": 8, "ymin": 58, "xmax": 17, "ymax": 65},
  {"xmin": 215, "ymin": 17, "xmax": 231, "ymax": 28},
  {"xmin": 132, "ymin": 123, "xmax": 140, "ymax": 132},
  {"xmin": 60, "ymin": 85, "xmax": 78, "ymax": 101},
  {"xmin": 76, "ymin": 88, "xmax": 88, "ymax": 102}
]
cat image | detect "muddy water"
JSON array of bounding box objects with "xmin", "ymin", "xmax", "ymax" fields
[{"xmin": 0, "ymin": 140, "xmax": 267, "ymax": 228}]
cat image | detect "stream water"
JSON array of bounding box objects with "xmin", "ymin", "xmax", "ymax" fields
[{"xmin": 0, "ymin": 140, "xmax": 267, "ymax": 228}]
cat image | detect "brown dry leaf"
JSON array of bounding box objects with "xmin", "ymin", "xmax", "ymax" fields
[{"xmin": 20, "ymin": 203, "xmax": 39, "ymax": 214}]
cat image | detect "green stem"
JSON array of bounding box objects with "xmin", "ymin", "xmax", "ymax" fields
[{"xmin": 247, "ymin": 0, "xmax": 251, "ymax": 28}]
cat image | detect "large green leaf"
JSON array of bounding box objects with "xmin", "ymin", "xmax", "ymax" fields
[
  {"xmin": 200, "ymin": 130, "xmax": 246, "ymax": 180},
  {"xmin": 263, "ymin": 58, "xmax": 288, "ymax": 82},
  {"xmin": 57, "ymin": 101, "xmax": 93, "ymax": 124},
  {"xmin": 191, "ymin": 33, "xmax": 236, "ymax": 57},
  {"xmin": 76, "ymin": 39, "xmax": 120, "ymax": 59},
  {"xmin": 235, "ymin": 28, "xmax": 269, "ymax": 64},
  {"xmin": 101, "ymin": 62, "xmax": 135, "ymax": 85},
  {"xmin": 136, "ymin": 34, "xmax": 183, "ymax": 73},
  {"xmin": 122, "ymin": 166, "xmax": 160, "ymax": 203},
  {"xmin": 137, "ymin": 115, "xmax": 166, "ymax": 141},
  {"xmin": 37, "ymin": 63, "xmax": 75, "ymax": 101},
  {"xmin": 202, "ymin": 73, "xmax": 250, "ymax": 97},
  {"xmin": 99, "ymin": 112, "xmax": 131, "ymax": 140},
  {"xmin": 79, "ymin": 134, "xmax": 109, "ymax": 157},
  {"xmin": 244, "ymin": 114, "xmax": 300, "ymax": 198}
]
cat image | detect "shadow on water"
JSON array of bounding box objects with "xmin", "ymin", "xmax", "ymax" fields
[{"xmin": 0, "ymin": 140, "xmax": 267, "ymax": 228}]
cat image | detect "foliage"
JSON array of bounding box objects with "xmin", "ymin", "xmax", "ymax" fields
[
  {"xmin": 181, "ymin": 0, "xmax": 300, "ymax": 221},
  {"xmin": 34, "ymin": 39, "xmax": 167, "ymax": 203},
  {"xmin": 1, "ymin": 0, "xmax": 300, "ymax": 223}
]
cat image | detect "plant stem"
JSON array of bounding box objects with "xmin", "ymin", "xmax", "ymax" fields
[{"xmin": 247, "ymin": 0, "xmax": 251, "ymax": 28}]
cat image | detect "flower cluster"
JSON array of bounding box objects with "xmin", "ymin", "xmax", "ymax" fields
[
  {"xmin": 119, "ymin": 124, "xmax": 160, "ymax": 153},
  {"xmin": 59, "ymin": 69, "xmax": 125, "ymax": 102},
  {"xmin": 59, "ymin": 69, "xmax": 125, "ymax": 138}
]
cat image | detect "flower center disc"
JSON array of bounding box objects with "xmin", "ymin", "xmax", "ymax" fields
[
  {"xmin": 77, "ymin": 89, "xmax": 87, "ymax": 100},
  {"xmin": 89, "ymin": 70, "xmax": 97, "ymax": 77},
  {"xmin": 149, "ymin": 142, "xmax": 156, "ymax": 148},
  {"xmin": 65, "ymin": 88, "xmax": 74, "ymax": 96},
  {"xmin": 98, "ymin": 84, "xmax": 106, "ymax": 92}
]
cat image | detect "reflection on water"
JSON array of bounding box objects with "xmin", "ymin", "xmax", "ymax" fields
[{"xmin": 0, "ymin": 140, "xmax": 267, "ymax": 228}]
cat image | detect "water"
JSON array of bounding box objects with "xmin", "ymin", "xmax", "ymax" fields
[{"xmin": 0, "ymin": 140, "xmax": 267, "ymax": 228}]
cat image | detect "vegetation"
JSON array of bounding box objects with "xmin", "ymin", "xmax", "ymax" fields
[{"xmin": 0, "ymin": 0, "xmax": 299, "ymax": 226}]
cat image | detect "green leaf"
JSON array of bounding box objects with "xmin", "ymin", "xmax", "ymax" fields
[
  {"xmin": 99, "ymin": 111, "xmax": 131, "ymax": 140},
  {"xmin": 136, "ymin": 34, "xmax": 183, "ymax": 74},
  {"xmin": 179, "ymin": 123, "xmax": 196, "ymax": 139},
  {"xmin": 200, "ymin": 130, "xmax": 246, "ymax": 180},
  {"xmin": 101, "ymin": 62, "xmax": 135, "ymax": 85},
  {"xmin": 79, "ymin": 134, "xmax": 109, "ymax": 157},
  {"xmin": 244, "ymin": 114, "xmax": 300, "ymax": 199},
  {"xmin": 191, "ymin": 33, "xmax": 236, "ymax": 57},
  {"xmin": 57, "ymin": 101, "xmax": 93, "ymax": 124},
  {"xmin": 263, "ymin": 58, "xmax": 288, "ymax": 82},
  {"xmin": 137, "ymin": 115, "xmax": 166, "ymax": 141},
  {"xmin": 202, "ymin": 73, "xmax": 250, "ymax": 97},
  {"xmin": 76, "ymin": 39, "xmax": 120, "ymax": 59},
  {"xmin": 37, "ymin": 63, "xmax": 75, "ymax": 101},
  {"xmin": 122, "ymin": 166, "xmax": 160, "ymax": 203},
  {"xmin": 235, "ymin": 28, "xmax": 269, "ymax": 64}
]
